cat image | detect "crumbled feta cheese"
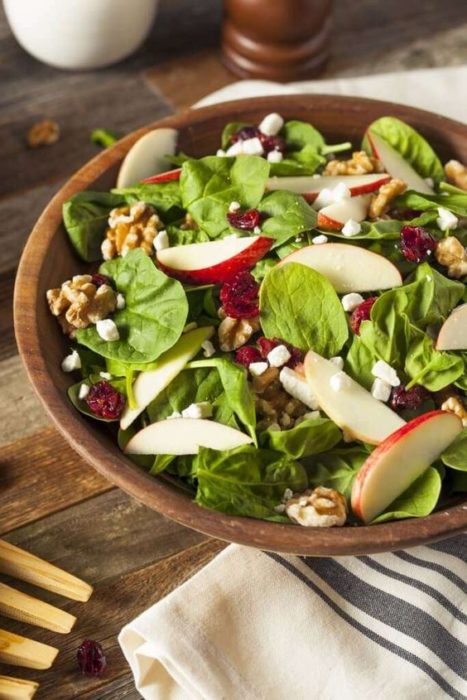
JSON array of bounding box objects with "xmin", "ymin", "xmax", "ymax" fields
[
  {"xmin": 341, "ymin": 219, "xmax": 362, "ymax": 237},
  {"xmin": 312, "ymin": 234, "xmax": 328, "ymax": 245},
  {"xmin": 181, "ymin": 402, "xmax": 213, "ymax": 419},
  {"xmin": 61, "ymin": 350, "xmax": 81, "ymax": 372},
  {"xmin": 201, "ymin": 339, "xmax": 216, "ymax": 358},
  {"xmin": 258, "ymin": 112, "xmax": 284, "ymax": 136},
  {"xmin": 167, "ymin": 410, "xmax": 182, "ymax": 420},
  {"xmin": 313, "ymin": 188, "xmax": 334, "ymax": 209},
  {"xmin": 437, "ymin": 206, "xmax": 458, "ymax": 231},
  {"xmin": 294, "ymin": 410, "xmax": 320, "ymax": 426},
  {"xmin": 329, "ymin": 371, "xmax": 352, "ymax": 392},
  {"xmin": 371, "ymin": 360, "xmax": 400, "ymax": 387},
  {"xmin": 99, "ymin": 371, "xmax": 112, "ymax": 380},
  {"xmin": 241, "ymin": 137, "xmax": 264, "ymax": 156},
  {"xmin": 249, "ymin": 361, "xmax": 269, "ymax": 377},
  {"xmin": 267, "ymin": 150, "xmax": 283, "ymax": 163},
  {"xmin": 267, "ymin": 344, "xmax": 291, "ymax": 367},
  {"xmin": 153, "ymin": 229, "xmax": 169, "ymax": 252},
  {"xmin": 279, "ymin": 367, "xmax": 319, "ymax": 410},
  {"xmin": 96, "ymin": 319, "xmax": 120, "ymax": 342},
  {"xmin": 371, "ymin": 377, "xmax": 392, "ymax": 402},
  {"xmin": 341, "ymin": 292, "xmax": 364, "ymax": 312},
  {"xmin": 332, "ymin": 183, "xmax": 351, "ymax": 201},
  {"xmin": 253, "ymin": 226, "xmax": 261, "ymax": 234},
  {"xmin": 226, "ymin": 141, "xmax": 245, "ymax": 156},
  {"xmin": 216, "ymin": 149, "xmax": 227, "ymax": 157},
  {"xmin": 116, "ymin": 293, "xmax": 126, "ymax": 310},
  {"xmin": 78, "ymin": 383, "xmax": 90, "ymax": 400},
  {"xmin": 228, "ymin": 201, "xmax": 241, "ymax": 213},
  {"xmin": 329, "ymin": 356, "xmax": 344, "ymax": 370},
  {"xmin": 183, "ymin": 322, "xmax": 198, "ymax": 334}
]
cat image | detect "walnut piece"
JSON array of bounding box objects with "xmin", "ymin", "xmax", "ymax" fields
[
  {"xmin": 324, "ymin": 151, "xmax": 384, "ymax": 176},
  {"xmin": 254, "ymin": 368, "xmax": 308, "ymax": 431},
  {"xmin": 46, "ymin": 275, "xmax": 117, "ymax": 337},
  {"xmin": 27, "ymin": 119, "xmax": 60, "ymax": 148},
  {"xmin": 441, "ymin": 396, "xmax": 467, "ymax": 427},
  {"xmin": 445, "ymin": 160, "xmax": 467, "ymax": 191},
  {"xmin": 435, "ymin": 236, "xmax": 467, "ymax": 278},
  {"xmin": 180, "ymin": 213, "xmax": 198, "ymax": 230},
  {"xmin": 369, "ymin": 178, "xmax": 407, "ymax": 218},
  {"xmin": 101, "ymin": 202, "xmax": 162, "ymax": 260},
  {"xmin": 285, "ymin": 486, "xmax": 347, "ymax": 527},
  {"xmin": 218, "ymin": 315, "xmax": 260, "ymax": 351}
]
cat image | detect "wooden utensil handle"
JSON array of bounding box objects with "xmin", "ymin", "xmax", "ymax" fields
[
  {"xmin": 0, "ymin": 629, "xmax": 58, "ymax": 670},
  {"xmin": 0, "ymin": 674, "xmax": 39, "ymax": 700},
  {"xmin": 0, "ymin": 583, "xmax": 76, "ymax": 634}
]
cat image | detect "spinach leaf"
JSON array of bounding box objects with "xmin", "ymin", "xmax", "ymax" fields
[
  {"xmin": 194, "ymin": 445, "xmax": 308, "ymax": 521},
  {"xmin": 282, "ymin": 120, "xmax": 325, "ymax": 151},
  {"xmin": 111, "ymin": 181, "xmax": 182, "ymax": 216},
  {"xmin": 258, "ymin": 190, "xmax": 316, "ymax": 248},
  {"xmin": 394, "ymin": 190, "xmax": 467, "ymax": 218},
  {"xmin": 221, "ymin": 122, "xmax": 248, "ymax": 149},
  {"xmin": 76, "ymin": 346, "xmax": 106, "ymax": 378},
  {"xmin": 405, "ymin": 327, "xmax": 464, "ymax": 391},
  {"xmin": 346, "ymin": 335, "xmax": 378, "ymax": 390},
  {"xmin": 372, "ymin": 468, "xmax": 441, "ymax": 523},
  {"xmin": 325, "ymin": 220, "xmax": 402, "ymax": 241},
  {"xmin": 306, "ymin": 447, "xmax": 369, "ymax": 499},
  {"xmin": 260, "ymin": 263, "xmax": 349, "ymax": 355},
  {"xmin": 260, "ymin": 416, "xmax": 341, "ymax": 459},
  {"xmin": 441, "ymin": 429, "xmax": 467, "ymax": 471},
  {"xmin": 252, "ymin": 257, "xmax": 277, "ymax": 282},
  {"xmin": 363, "ymin": 117, "xmax": 444, "ymax": 183},
  {"xmin": 76, "ymin": 249, "xmax": 188, "ymax": 363},
  {"xmin": 63, "ymin": 191, "xmax": 124, "ymax": 262},
  {"xmin": 166, "ymin": 224, "xmax": 210, "ymax": 246}
]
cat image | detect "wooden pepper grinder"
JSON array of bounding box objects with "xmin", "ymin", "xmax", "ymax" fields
[{"xmin": 222, "ymin": 0, "xmax": 333, "ymax": 82}]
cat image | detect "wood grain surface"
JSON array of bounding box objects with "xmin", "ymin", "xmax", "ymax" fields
[{"xmin": 1, "ymin": 0, "xmax": 467, "ymax": 697}]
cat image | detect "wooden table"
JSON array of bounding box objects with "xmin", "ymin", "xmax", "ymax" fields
[{"xmin": 1, "ymin": 0, "xmax": 466, "ymax": 696}]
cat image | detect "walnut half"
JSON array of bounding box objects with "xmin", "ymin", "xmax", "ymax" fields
[
  {"xmin": 285, "ymin": 487, "xmax": 347, "ymax": 527},
  {"xmin": 369, "ymin": 178, "xmax": 407, "ymax": 219},
  {"xmin": 46, "ymin": 275, "xmax": 117, "ymax": 337},
  {"xmin": 435, "ymin": 236, "xmax": 467, "ymax": 278},
  {"xmin": 445, "ymin": 160, "xmax": 467, "ymax": 191},
  {"xmin": 324, "ymin": 151, "xmax": 384, "ymax": 176},
  {"xmin": 101, "ymin": 202, "xmax": 162, "ymax": 260},
  {"xmin": 441, "ymin": 396, "xmax": 467, "ymax": 427},
  {"xmin": 218, "ymin": 315, "xmax": 260, "ymax": 352}
]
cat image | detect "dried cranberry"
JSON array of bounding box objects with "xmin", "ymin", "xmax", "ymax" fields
[
  {"xmin": 227, "ymin": 208, "xmax": 261, "ymax": 231},
  {"xmin": 400, "ymin": 226, "xmax": 437, "ymax": 263},
  {"xmin": 85, "ymin": 381, "xmax": 125, "ymax": 419},
  {"xmin": 230, "ymin": 126, "xmax": 262, "ymax": 143},
  {"xmin": 390, "ymin": 385, "xmax": 431, "ymax": 412},
  {"xmin": 91, "ymin": 273, "xmax": 111, "ymax": 288},
  {"xmin": 257, "ymin": 337, "xmax": 304, "ymax": 369},
  {"xmin": 259, "ymin": 134, "xmax": 286, "ymax": 154},
  {"xmin": 350, "ymin": 297, "xmax": 377, "ymax": 335},
  {"xmin": 77, "ymin": 640, "xmax": 107, "ymax": 677},
  {"xmin": 235, "ymin": 346, "xmax": 262, "ymax": 367},
  {"xmin": 220, "ymin": 271, "xmax": 260, "ymax": 318}
]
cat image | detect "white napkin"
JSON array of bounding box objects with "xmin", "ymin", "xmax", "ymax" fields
[{"xmin": 120, "ymin": 68, "xmax": 467, "ymax": 700}]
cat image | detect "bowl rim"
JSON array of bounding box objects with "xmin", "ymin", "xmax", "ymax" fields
[{"xmin": 14, "ymin": 93, "xmax": 467, "ymax": 555}]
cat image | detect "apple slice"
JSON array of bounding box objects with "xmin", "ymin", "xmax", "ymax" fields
[
  {"xmin": 366, "ymin": 131, "xmax": 434, "ymax": 195},
  {"xmin": 157, "ymin": 235, "xmax": 273, "ymax": 284},
  {"xmin": 116, "ymin": 128, "xmax": 178, "ymax": 188},
  {"xmin": 317, "ymin": 195, "xmax": 371, "ymax": 230},
  {"xmin": 124, "ymin": 418, "xmax": 253, "ymax": 455},
  {"xmin": 266, "ymin": 174, "xmax": 391, "ymax": 202},
  {"xmin": 120, "ymin": 326, "xmax": 214, "ymax": 431},
  {"xmin": 436, "ymin": 304, "xmax": 467, "ymax": 351},
  {"xmin": 141, "ymin": 167, "xmax": 182, "ymax": 184},
  {"xmin": 279, "ymin": 243, "xmax": 402, "ymax": 293},
  {"xmin": 304, "ymin": 350, "xmax": 405, "ymax": 445},
  {"xmin": 351, "ymin": 410, "xmax": 462, "ymax": 523}
]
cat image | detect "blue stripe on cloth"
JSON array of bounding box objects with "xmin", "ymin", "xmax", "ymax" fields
[
  {"xmin": 394, "ymin": 551, "xmax": 467, "ymax": 592},
  {"xmin": 267, "ymin": 553, "xmax": 465, "ymax": 700}
]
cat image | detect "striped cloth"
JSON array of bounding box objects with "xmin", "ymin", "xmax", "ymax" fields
[{"xmin": 119, "ymin": 538, "xmax": 467, "ymax": 699}]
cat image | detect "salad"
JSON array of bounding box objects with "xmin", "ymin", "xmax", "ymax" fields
[{"xmin": 46, "ymin": 111, "xmax": 467, "ymax": 528}]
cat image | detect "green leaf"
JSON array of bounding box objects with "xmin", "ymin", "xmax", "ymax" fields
[
  {"xmin": 405, "ymin": 327, "xmax": 464, "ymax": 391},
  {"xmin": 260, "ymin": 263, "xmax": 348, "ymax": 355},
  {"xmin": 62, "ymin": 191, "xmax": 124, "ymax": 262},
  {"xmin": 325, "ymin": 220, "xmax": 403, "ymax": 241},
  {"xmin": 166, "ymin": 224, "xmax": 210, "ymax": 246},
  {"xmin": 282, "ymin": 120, "xmax": 325, "ymax": 151},
  {"xmin": 111, "ymin": 181, "xmax": 182, "ymax": 216},
  {"xmin": 91, "ymin": 128, "xmax": 120, "ymax": 148},
  {"xmin": 68, "ymin": 377, "xmax": 126, "ymax": 423},
  {"xmin": 258, "ymin": 190, "xmax": 316, "ymax": 248},
  {"xmin": 306, "ymin": 447, "xmax": 369, "ymax": 499},
  {"xmin": 76, "ymin": 249, "xmax": 188, "ymax": 363},
  {"xmin": 363, "ymin": 117, "xmax": 444, "ymax": 183},
  {"xmin": 394, "ymin": 190, "xmax": 467, "ymax": 218},
  {"xmin": 260, "ymin": 417, "xmax": 341, "ymax": 459},
  {"xmin": 194, "ymin": 445, "xmax": 308, "ymax": 521},
  {"xmin": 221, "ymin": 122, "xmax": 248, "ymax": 149},
  {"xmin": 441, "ymin": 429, "xmax": 467, "ymax": 471},
  {"xmin": 372, "ymin": 468, "xmax": 442, "ymax": 523}
]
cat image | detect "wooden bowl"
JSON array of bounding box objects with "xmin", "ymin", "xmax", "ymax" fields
[{"xmin": 14, "ymin": 95, "xmax": 467, "ymax": 555}]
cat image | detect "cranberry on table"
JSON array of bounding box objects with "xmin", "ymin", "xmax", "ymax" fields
[
  {"xmin": 390, "ymin": 385, "xmax": 431, "ymax": 412},
  {"xmin": 220, "ymin": 270, "xmax": 260, "ymax": 318},
  {"xmin": 227, "ymin": 208, "xmax": 261, "ymax": 231},
  {"xmin": 235, "ymin": 345, "xmax": 263, "ymax": 367},
  {"xmin": 400, "ymin": 226, "xmax": 437, "ymax": 263},
  {"xmin": 77, "ymin": 639, "xmax": 107, "ymax": 677},
  {"xmin": 85, "ymin": 381, "xmax": 125, "ymax": 419},
  {"xmin": 350, "ymin": 297, "xmax": 377, "ymax": 335}
]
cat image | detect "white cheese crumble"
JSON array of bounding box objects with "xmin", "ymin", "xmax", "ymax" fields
[
  {"xmin": 371, "ymin": 378, "xmax": 392, "ymax": 402},
  {"xmin": 312, "ymin": 234, "xmax": 328, "ymax": 245},
  {"xmin": 253, "ymin": 226, "xmax": 261, "ymax": 234},
  {"xmin": 279, "ymin": 367, "xmax": 319, "ymax": 410},
  {"xmin": 341, "ymin": 218, "xmax": 362, "ymax": 237},
  {"xmin": 216, "ymin": 149, "xmax": 227, "ymax": 157},
  {"xmin": 249, "ymin": 361, "xmax": 269, "ymax": 377},
  {"xmin": 241, "ymin": 137, "xmax": 264, "ymax": 156},
  {"xmin": 61, "ymin": 349, "xmax": 81, "ymax": 373},
  {"xmin": 153, "ymin": 229, "xmax": 169, "ymax": 252},
  {"xmin": 436, "ymin": 206, "xmax": 458, "ymax": 231},
  {"xmin": 228, "ymin": 201, "xmax": 241, "ymax": 213},
  {"xmin": 99, "ymin": 371, "xmax": 112, "ymax": 380},
  {"xmin": 226, "ymin": 141, "xmax": 245, "ymax": 156},
  {"xmin": 371, "ymin": 360, "xmax": 400, "ymax": 387},
  {"xmin": 78, "ymin": 383, "xmax": 90, "ymax": 400},
  {"xmin": 116, "ymin": 293, "xmax": 126, "ymax": 310},
  {"xmin": 96, "ymin": 319, "xmax": 120, "ymax": 342},
  {"xmin": 258, "ymin": 112, "xmax": 284, "ymax": 136},
  {"xmin": 329, "ymin": 356, "xmax": 344, "ymax": 370},
  {"xmin": 329, "ymin": 371, "xmax": 352, "ymax": 392},
  {"xmin": 181, "ymin": 402, "xmax": 213, "ymax": 419},
  {"xmin": 267, "ymin": 344, "xmax": 291, "ymax": 367},
  {"xmin": 341, "ymin": 292, "xmax": 364, "ymax": 312},
  {"xmin": 201, "ymin": 339, "xmax": 216, "ymax": 358},
  {"xmin": 183, "ymin": 322, "xmax": 198, "ymax": 334},
  {"xmin": 167, "ymin": 411, "xmax": 182, "ymax": 420},
  {"xmin": 267, "ymin": 150, "xmax": 283, "ymax": 163}
]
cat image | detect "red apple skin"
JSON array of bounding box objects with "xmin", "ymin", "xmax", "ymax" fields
[
  {"xmin": 366, "ymin": 131, "xmax": 379, "ymax": 160},
  {"xmin": 316, "ymin": 211, "xmax": 343, "ymax": 230},
  {"xmin": 156, "ymin": 236, "xmax": 274, "ymax": 284},
  {"xmin": 302, "ymin": 175, "xmax": 391, "ymax": 204},
  {"xmin": 351, "ymin": 410, "xmax": 462, "ymax": 521},
  {"xmin": 141, "ymin": 168, "xmax": 182, "ymax": 184}
]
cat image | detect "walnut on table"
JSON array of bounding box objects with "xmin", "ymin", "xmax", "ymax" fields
[
  {"xmin": 369, "ymin": 178, "xmax": 407, "ymax": 218},
  {"xmin": 27, "ymin": 119, "xmax": 60, "ymax": 148},
  {"xmin": 324, "ymin": 150, "xmax": 384, "ymax": 176},
  {"xmin": 285, "ymin": 486, "xmax": 347, "ymax": 527},
  {"xmin": 217, "ymin": 315, "xmax": 260, "ymax": 352},
  {"xmin": 46, "ymin": 275, "xmax": 117, "ymax": 337},
  {"xmin": 445, "ymin": 160, "xmax": 467, "ymax": 191},
  {"xmin": 435, "ymin": 236, "xmax": 467, "ymax": 278},
  {"xmin": 441, "ymin": 396, "xmax": 467, "ymax": 427},
  {"xmin": 101, "ymin": 202, "xmax": 162, "ymax": 260}
]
